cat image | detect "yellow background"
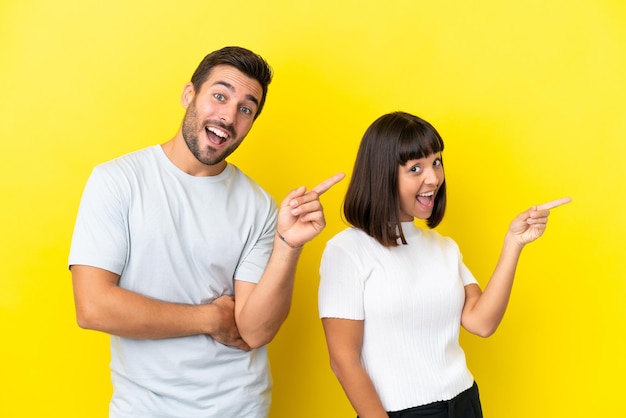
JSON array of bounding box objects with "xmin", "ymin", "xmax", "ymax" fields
[{"xmin": 1, "ymin": 0, "xmax": 624, "ymax": 416}]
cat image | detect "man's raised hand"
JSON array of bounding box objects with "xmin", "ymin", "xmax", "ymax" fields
[{"xmin": 277, "ymin": 173, "xmax": 346, "ymax": 248}]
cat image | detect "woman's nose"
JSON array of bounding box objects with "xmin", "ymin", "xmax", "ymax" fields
[{"xmin": 424, "ymin": 167, "xmax": 439, "ymax": 186}]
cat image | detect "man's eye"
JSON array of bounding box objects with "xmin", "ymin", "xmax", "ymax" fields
[
  {"xmin": 240, "ymin": 107, "xmax": 252, "ymax": 115},
  {"xmin": 214, "ymin": 93, "xmax": 225, "ymax": 101}
]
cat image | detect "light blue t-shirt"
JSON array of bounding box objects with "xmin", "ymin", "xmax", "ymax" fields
[{"xmin": 69, "ymin": 145, "xmax": 277, "ymax": 417}]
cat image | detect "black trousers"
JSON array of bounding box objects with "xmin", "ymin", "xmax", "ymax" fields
[{"xmin": 360, "ymin": 382, "xmax": 483, "ymax": 418}]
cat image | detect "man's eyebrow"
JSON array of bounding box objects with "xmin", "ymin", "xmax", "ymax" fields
[{"xmin": 212, "ymin": 80, "xmax": 260, "ymax": 107}]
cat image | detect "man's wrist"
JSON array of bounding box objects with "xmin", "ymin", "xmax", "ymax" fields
[{"xmin": 276, "ymin": 231, "xmax": 304, "ymax": 249}]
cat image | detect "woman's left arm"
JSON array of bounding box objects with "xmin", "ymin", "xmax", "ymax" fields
[{"xmin": 461, "ymin": 197, "xmax": 571, "ymax": 337}]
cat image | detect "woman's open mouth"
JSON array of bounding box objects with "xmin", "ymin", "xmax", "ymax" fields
[{"xmin": 416, "ymin": 190, "xmax": 435, "ymax": 209}]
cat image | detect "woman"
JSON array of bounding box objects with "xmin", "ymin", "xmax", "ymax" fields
[{"xmin": 318, "ymin": 111, "xmax": 570, "ymax": 418}]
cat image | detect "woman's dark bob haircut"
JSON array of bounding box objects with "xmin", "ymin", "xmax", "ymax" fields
[{"xmin": 344, "ymin": 111, "xmax": 446, "ymax": 247}]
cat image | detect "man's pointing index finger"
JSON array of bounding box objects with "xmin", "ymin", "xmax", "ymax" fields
[
  {"xmin": 311, "ymin": 172, "xmax": 346, "ymax": 196},
  {"xmin": 536, "ymin": 197, "xmax": 572, "ymax": 211}
]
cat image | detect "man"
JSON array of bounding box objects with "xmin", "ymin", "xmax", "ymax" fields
[{"xmin": 69, "ymin": 46, "xmax": 344, "ymax": 417}]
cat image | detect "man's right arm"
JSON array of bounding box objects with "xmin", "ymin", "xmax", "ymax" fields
[{"xmin": 71, "ymin": 264, "xmax": 250, "ymax": 350}]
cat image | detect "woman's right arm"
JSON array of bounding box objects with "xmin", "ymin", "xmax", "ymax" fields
[{"xmin": 322, "ymin": 317, "xmax": 389, "ymax": 418}]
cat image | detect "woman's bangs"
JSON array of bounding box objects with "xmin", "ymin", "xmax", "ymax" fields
[{"xmin": 397, "ymin": 126, "xmax": 444, "ymax": 164}]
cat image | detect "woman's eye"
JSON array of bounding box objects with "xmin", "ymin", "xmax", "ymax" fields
[
  {"xmin": 410, "ymin": 165, "xmax": 421, "ymax": 173},
  {"xmin": 434, "ymin": 158, "xmax": 443, "ymax": 167}
]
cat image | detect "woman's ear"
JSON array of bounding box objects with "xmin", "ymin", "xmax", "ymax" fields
[{"xmin": 181, "ymin": 82, "xmax": 195, "ymax": 109}]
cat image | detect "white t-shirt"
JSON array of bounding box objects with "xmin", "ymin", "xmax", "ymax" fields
[
  {"xmin": 318, "ymin": 222, "xmax": 477, "ymax": 412},
  {"xmin": 69, "ymin": 145, "xmax": 277, "ymax": 418}
]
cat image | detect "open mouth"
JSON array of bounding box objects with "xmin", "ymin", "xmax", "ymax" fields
[
  {"xmin": 205, "ymin": 126, "xmax": 229, "ymax": 145},
  {"xmin": 416, "ymin": 190, "xmax": 435, "ymax": 208}
]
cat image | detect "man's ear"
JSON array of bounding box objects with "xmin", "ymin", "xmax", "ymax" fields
[{"xmin": 181, "ymin": 82, "xmax": 195, "ymax": 109}]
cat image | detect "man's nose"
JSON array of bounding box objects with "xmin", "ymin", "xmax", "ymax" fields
[{"xmin": 219, "ymin": 104, "xmax": 237, "ymax": 124}]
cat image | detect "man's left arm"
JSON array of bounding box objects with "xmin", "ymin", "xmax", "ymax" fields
[{"xmin": 234, "ymin": 173, "xmax": 345, "ymax": 348}]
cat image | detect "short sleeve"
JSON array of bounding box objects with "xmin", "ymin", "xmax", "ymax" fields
[
  {"xmin": 318, "ymin": 241, "xmax": 366, "ymax": 320},
  {"xmin": 233, "ymin": 198, "xmax": 277, "ymax": 284},
  {"xmin": 451, "ymin": 237, "xmax": 477, "ymax": 287},
  {"xmin": 459, "ymin": 261, "xmax": 478, "ymax": 286},
  {"xmin": 68, "ymin": 166, "xmax": 129, "ymax": 274}
]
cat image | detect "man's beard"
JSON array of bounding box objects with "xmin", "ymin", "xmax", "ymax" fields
[{"xmin": 181, "ymin": 102, "xmax": 242, "ymax": 166}]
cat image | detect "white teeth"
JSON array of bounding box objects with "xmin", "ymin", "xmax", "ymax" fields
[
  {"xmin": 207, "ymin": 127, "xmax": 228, "ymax": 138},
  {"xmin": 418, "ymin": 191, "xmax": 434, "ymax": 197}
]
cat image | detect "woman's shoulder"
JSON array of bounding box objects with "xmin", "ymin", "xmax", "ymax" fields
[
  {"xmin": 327, "ymin": 226, "xmax": 371, "ymax": 245},
  {"xmin": 419, "ymin": 227, "xmax": 461, "ymax": 251},
  {"xmin": 324, "ymin": 228, "xmax": 381, "ymax": 256}
]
